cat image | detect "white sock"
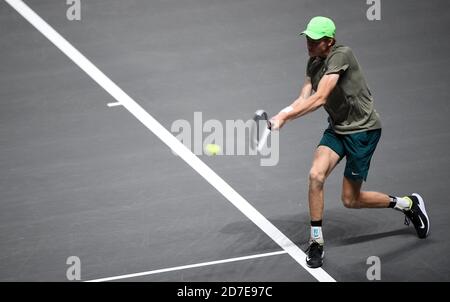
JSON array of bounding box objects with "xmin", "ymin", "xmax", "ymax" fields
[
  {"xmin": 310, "ymin": 226, "xmax": 324, "ymax": 245},
  {"xmin": 394, "ymin": 196, "xmax": 412, "ymax": 211}
]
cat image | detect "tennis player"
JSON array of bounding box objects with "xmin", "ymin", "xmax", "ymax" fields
[{"xmin": 270, "ymin": 16, "xmax": 430, "ymax": 268}]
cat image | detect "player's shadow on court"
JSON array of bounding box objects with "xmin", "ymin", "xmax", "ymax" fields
[
  {"xmin": 330, "ymin": 228, "xmax": 412, "ymax": 247},
  {"xmin": 219, "ymin": 207, "xmax": 418, "ymax": 252}
]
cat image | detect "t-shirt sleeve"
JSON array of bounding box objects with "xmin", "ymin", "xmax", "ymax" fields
[{"xmin": 325, "ymin": 52, "xmax": 349, "ymax": 75}]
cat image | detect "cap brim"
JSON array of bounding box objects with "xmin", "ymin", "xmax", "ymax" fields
[{"xmin": 300, "ymin": 30, "xmax": 326, "ymax": 40}]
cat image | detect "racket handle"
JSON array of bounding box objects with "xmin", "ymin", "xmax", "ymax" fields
[{"xmin": 257, "ymin": 127, "xmax": 271, "ymax": 152}]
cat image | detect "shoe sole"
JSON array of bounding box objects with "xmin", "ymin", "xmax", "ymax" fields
[{"xmin": 412, "ymin": 193, "xmax": 430, "ymax": 237}]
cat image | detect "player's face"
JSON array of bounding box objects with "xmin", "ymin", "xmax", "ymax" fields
[{"xmin": 306, "ymin": 37, "xmax": 333, "ymax": 58}]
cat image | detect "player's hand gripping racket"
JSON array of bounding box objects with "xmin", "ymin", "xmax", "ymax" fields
[{"xmin": 250, "ymin": 110, "xmax": 272, "ymax": 153}]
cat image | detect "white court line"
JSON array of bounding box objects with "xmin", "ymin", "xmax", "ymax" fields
[
  {"xmin": 107, "ymin": 102, "xmax": 122, "ymax": 107},
  {"xmin": 6, "ymin": 0, "xmax": 336, "ymax": 282},
  {"xmin": 85, "ymin": 250, "xmax": 287, "ymax": 282}
]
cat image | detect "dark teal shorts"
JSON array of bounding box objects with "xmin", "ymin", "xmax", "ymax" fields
[{"xmin": 318, "ymin": 127, "xmax": 382, "ymax": 182}]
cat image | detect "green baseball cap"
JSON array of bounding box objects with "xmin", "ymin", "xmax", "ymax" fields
[{"xmin": 300, "ymin": 16, "xmax": 336, "ymax": 40}]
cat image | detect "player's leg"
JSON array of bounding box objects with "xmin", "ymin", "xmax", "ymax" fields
[
  {"xmin": 340, "ymin": 129, "xmax": 387, "ymax": 208},
  {"xmin": 341, "ymin": 177, "xmax": 430, "ymax": 238},
  {"xmin": 306, "ymin": 128, "xmax": 343, "ymax": 268},
  {"xmin": 308, "ymin": 145, "xmax": 341, "ymax": 221},
  {"xmin": 340, "ymin": 129, "xmax": 430, "ymax": 238},
  {"xmin": 341, "ymin": 177, "xmax": 390, "ymax": 208}
]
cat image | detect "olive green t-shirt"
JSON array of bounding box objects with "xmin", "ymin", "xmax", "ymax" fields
[{"xmin": 306, "ymin": 44, "xmax": 381, "ymax": 134}]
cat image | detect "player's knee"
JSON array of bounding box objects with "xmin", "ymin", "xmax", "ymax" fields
[
  {"xmin": 309, "ymin": 169, "xmax": 326, "ymax": 189},
  {"xmin": 341, "ymin": 193, "xmax": 359, "ymax": 208},
  {"xmin": 341, "ymin": 196, "xmax": 354, "ymax": 208}
]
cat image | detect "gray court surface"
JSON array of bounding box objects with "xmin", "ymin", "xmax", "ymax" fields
[{"xmin": 1, "ymin": 0, "xmax": 450, "ymax": 282}]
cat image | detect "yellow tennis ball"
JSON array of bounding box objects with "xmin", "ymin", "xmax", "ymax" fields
[{"xmin": 205, "ymin": 144, "xmax": 221, "ymax": 156}]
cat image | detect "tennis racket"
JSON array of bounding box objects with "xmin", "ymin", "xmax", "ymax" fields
[{"xmin": 250, "ymin": 109, "xmax": 272, "ymax": 153}]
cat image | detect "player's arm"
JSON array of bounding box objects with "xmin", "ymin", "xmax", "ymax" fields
[
  {"xmin": 292, "ymin": 76, "xmax": 313, "ymax": 107},
  {"xmin": 271, "ymin": 73, "xmax": 339, "ymax": 129},
  {"xmin": 288, "ymin": 73, "xmax": 339, "ymax": 119},
  {"xmin": 269, "ymin": 77, "xmax": 312, "ymax": 127}
]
